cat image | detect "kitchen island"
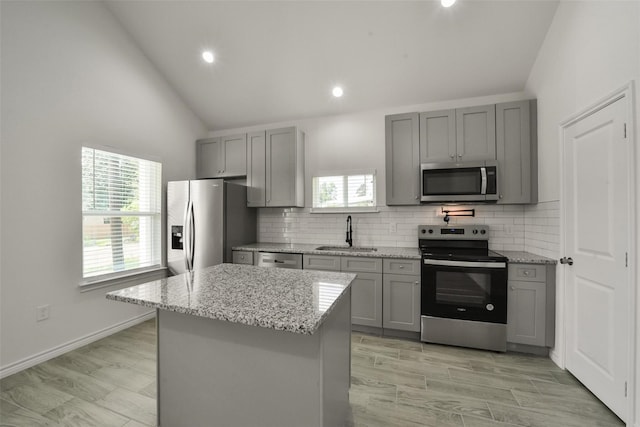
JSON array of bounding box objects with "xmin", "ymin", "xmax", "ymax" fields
[{"xmin": 106, "ymin": 263, "xmax": 356, "ymax": 427}]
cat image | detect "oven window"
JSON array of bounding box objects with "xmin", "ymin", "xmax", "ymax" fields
[
  {"xmin": 423, "ymin": 168, "xmax": 481, "ymax": 196},
  {"xmin": 435, "ymin": 271, "xmax": 492, "ymax": 308}
]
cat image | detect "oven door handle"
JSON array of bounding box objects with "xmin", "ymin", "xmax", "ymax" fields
[{"xmin": 423, "ymin": 259, "xmax": 506, "ymax": 269}]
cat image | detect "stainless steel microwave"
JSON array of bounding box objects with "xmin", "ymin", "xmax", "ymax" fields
[{"xmin": 420, "ymin": 161, "xmax": 498, "ymax": 202}]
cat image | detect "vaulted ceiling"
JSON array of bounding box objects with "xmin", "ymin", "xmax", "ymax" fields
[{"xmin": 106, "ymin": 1, "xmax": 558, "ymax": 130}]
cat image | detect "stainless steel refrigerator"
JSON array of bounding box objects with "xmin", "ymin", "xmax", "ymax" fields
[{"xmin": 167, "ymin": 179, "xmax": 256, "ymax": 275}]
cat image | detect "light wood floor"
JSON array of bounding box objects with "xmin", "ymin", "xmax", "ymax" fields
[{"xmin": 0, "ymin": 318, "xmax": 624, "ymax": 426}]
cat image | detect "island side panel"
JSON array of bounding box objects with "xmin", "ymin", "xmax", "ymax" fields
[
  {"xmin": 158, "ymin": 310, "xmax": 327, "ymax": 427},
  {"xmin": 320, "ymin": 288, "xmax": 352, "ymax": 426}
]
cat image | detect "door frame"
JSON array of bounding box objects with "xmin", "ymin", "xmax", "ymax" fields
[{"xmin": 558, "ymin": 81, "xmax": 637, "ymax": 425}]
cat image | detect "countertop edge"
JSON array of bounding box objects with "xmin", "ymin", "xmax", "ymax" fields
[
  {"xmin": 232, "ymin": 244, "xmax": 556, "ymax": 264},
  {"xmin": 106, "ymin": 267, "xmax": 357, "ymax": 335}
]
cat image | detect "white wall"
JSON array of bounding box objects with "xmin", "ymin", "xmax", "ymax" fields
[
  {"xmin": 0, "ymin": 1, "xmax": 206, "ymax": 373},
  {"xmin": 524, "ymin": 1, "xmax": 640, "ymax": 425}
]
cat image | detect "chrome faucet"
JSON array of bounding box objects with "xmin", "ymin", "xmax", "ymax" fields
[{"xmin": 345, "ymin": 215, "xmax": 353, "ymax": 247}]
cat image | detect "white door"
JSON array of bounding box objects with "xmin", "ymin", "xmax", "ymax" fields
[{"xmin": 563, "ymin": 95, "xmax": 630, "ymax": 421}]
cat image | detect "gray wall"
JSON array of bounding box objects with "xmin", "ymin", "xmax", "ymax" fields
[{"xmin": 0, "ymin": 1, "xmax": 206, "ymax": 372}]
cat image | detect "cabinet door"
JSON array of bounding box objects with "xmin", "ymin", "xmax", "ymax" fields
[
  {"xmin": 196, "ymin": 138, "xmax": 221, "ymax": 179},
  {"xmin": 266, "ymin": 127, "xmax": 303, "ymax": 207},
  {"xmin": 246, "ymin": 131, "xmax": 266, "ymax": 207},
  {"xmin": 351, "ymin": 272, "xmax": 383, "ymax": 327},
  {"xmin": 385, "ymin": 113, "xmax": 420, "ymax": 205},
  {"xmin": 507, "ymin": 280, "xmax": 546, "ymax": 346},
  {"xmin": 496, "ymin": 100, "xmax": 537, "ymax": 204},
  {"xmin": 220, "ymin": 134, "xmax": 247, "ymax": 177},
  {"xmin": 383, "ymin": 274, "xmax": 420, "ymax": 332},
  {"xmin": 419, "ymin": 110, "xmax": 456, "ymax": 163},
  {"xmin": 455, "ymin": 105, "xmax": 496, "ymax": 161}
]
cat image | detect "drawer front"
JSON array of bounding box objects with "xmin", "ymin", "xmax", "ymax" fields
[
  {"xmin": 341, "ymin": 257, "xmax": 383, "ymax": 274},
  {"xmin": 509, "ymin": 264, "xmax": 546, "ymax": 282},
  {"xmin": 256, "ymin": 252, "xmax": 303, "ymax": 269},
  {"xmin": 383, "ymin": 258, "xmax": 420, "ymax": 276},
  {"xmin": 232, "ymin": 251, "xmax": 254, "ymax": 265},
  {"xmin": 303, "ymin": 255, "xmax": 341, "ymax": 271}
]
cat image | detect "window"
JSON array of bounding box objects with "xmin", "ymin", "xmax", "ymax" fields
[
  {"xmin": 311, "ymin": 171, "xmax": 376, "ymax": 212},
  {"xmin": 81, "ymin": 147, "xmax": 162, "ymax": 282}
]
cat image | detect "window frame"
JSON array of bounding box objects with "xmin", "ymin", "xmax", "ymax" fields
[
  {"xmin": 310, "ymin": 169, "xmax": 379, "ymax": 214},
  {"xmin": 80, "ymin": 146, "xmax": 163, "ymax": 287}
]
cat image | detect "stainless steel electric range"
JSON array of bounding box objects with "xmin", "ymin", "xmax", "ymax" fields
[{"xmin": 419, "ymin": 224, "xmax": 508, "ymax": 352}]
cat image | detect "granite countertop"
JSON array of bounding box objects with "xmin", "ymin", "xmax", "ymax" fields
[
  {"xmin": 106, "ymin": 263, "xmax": 356, "ymax": 335},
  {"xmin": 496, "ymin": 251, "xmax": 557, "ymax": 265},
  {"xmin": 232, "ymin": 242, "xmax": 422, "ymax": 260}
]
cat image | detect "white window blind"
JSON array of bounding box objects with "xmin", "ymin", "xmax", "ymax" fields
[
  {"xmin": 312, "ymin": 172, "xmax": 376, "ymax": 211},
  {"xmin": 81, "ymin": 147, "xmax": 162, "ymax": 281}
]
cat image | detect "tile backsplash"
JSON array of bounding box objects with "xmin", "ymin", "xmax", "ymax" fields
[{"xmin": 257, "ymin": 201, "xmax": 560, "ymax": 258}]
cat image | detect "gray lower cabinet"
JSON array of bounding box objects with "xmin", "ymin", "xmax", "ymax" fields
[
  {"xmin": 385, "ymin": 113, "xmax": 420, "ymax": 206},
  {"xmin": 507, "ymin": 263, "xmax": 556, "ymax": 348},
  {"xmin": 382, "ymin": 274, "xmax": 420, "ymax": 332},
  {"xmin": 196, "ymin": 134, "xmax": 247, "ymax": 179},
  {"xmin": 496, "ymin": 100, "xmax": 538, "ymax": 204},
  {"xmin": 341, "ymin": 257, "xmax": 383, "ymax": 328},
  {"xmin": 350, "ymin": 272, "xmax": 383, "ymax": 328},
  {"xmin": 232, "ymin": 250, "xmax": 254, "ymax": 265},
  {"xmin": 303, "ymin": 254, "xmax": 341, "ymax": 271}
]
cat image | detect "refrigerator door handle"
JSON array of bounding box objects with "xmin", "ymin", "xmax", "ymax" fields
[
  {"xmin": 188, "ymin": 201, "xmax": 195, "ymax": 270},
  {"xmin": 184, "ymin": 201, "xmax": 194, "ymax": 272}
]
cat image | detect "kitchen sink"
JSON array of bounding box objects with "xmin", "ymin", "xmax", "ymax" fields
[{"xmin": 315, "ymin": 246, "xmax": 378, "ymax": 252}]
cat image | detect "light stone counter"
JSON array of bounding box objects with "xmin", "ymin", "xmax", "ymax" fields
[
  {"xmin": 233, "ymin": 242, "xmax": 422, "ymax": 259},
  {"xmin": 497, "ymin": 251, "xmax": 557, "ymax": 265},
  {"xmin": 106, "ymin": 263, "xmax": 355, "ymax": 334},
  {"xmin": 106, "ymin": 263, "xmax": 354, "ymax": 427}
]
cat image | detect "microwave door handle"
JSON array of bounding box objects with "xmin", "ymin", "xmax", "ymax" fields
[{"xmin": 480, "ymin": 167, "xmax": 487, "ymax": 195}]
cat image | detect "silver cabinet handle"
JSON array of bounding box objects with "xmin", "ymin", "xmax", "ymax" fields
[
  {"xmin": 510, "ymin": 286, "xmax": 515, "ymax": 290},
  {"xmin": 399, "ymin": 265, "xmax": 405, "ymax": 269},
  {"xmin": 414, "ymin": 281, "xmax": 419, "ymax": 286}
]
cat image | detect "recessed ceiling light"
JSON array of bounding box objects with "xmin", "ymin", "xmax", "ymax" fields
[
  {"xmin": 332, "ymin": 86, "xmax": 344, "ymax": 98},
  {"xmin": 202, "ymin": 51, "xmax": 215, "ymax": 64},
  {"xmin": 441, "ymin": 0, "xmax": 456, "ymax": 7}
]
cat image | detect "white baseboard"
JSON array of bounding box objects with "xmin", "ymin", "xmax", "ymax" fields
[{"xmin": 0, "ymin": 311, "xmax": 155, "ymax": 379}]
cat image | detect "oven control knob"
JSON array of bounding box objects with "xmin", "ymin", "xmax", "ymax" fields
[
  {"xmin": 480, "ymin": 229, "xmax": 486, "ymax": 235},
  {"xmin": 428, "ymin": 229, "xmax": 434, "ymax": 234},
  {"xmin": 421, "ymin": 229, "xmax": 426, "ymax": 234},
  {"xmin": 472, "ymin": 229, "xmax": 478, "ymax": 234},
  {"xmin": 486, "ymin": 303, "xmax": 494, "ymax": 311}
]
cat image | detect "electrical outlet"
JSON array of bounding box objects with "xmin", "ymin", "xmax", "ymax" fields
[
  {"xmin": 389, "ymin": 222, "xmax": 397, "ymax": 233},
  {"xmin": 36, "ymin": 304, "xmax": 50, "ymax": 322}
]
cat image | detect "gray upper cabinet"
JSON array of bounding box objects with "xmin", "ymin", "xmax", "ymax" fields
[
  {"xmin": 385, "ymin": 113, "xmax": 420, "ymax": 206},
  {"xmin": 419, "ymin": 110, "xmax": 456, "ymax": 163},
  {"xmin": 496, "ymin": 100, "xmax": 538, "ymax": 204},
  {"xmin": 196, "ymin": 134, "xmax": 247, "ymax": 179},
  {"xmin": 455, "ymin": 104, "xmax": 496, "ymax": 162},
  {"xmin": 265, "ymin": 127, "xmax": 304, "ymax": 207},
  {"xmin": 196, "ymin": 138, "xmax": 221, "ymax": 179},
  {"xmin": 246, "ymin": 131, "xmax": 266, "ymax": 207}
]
